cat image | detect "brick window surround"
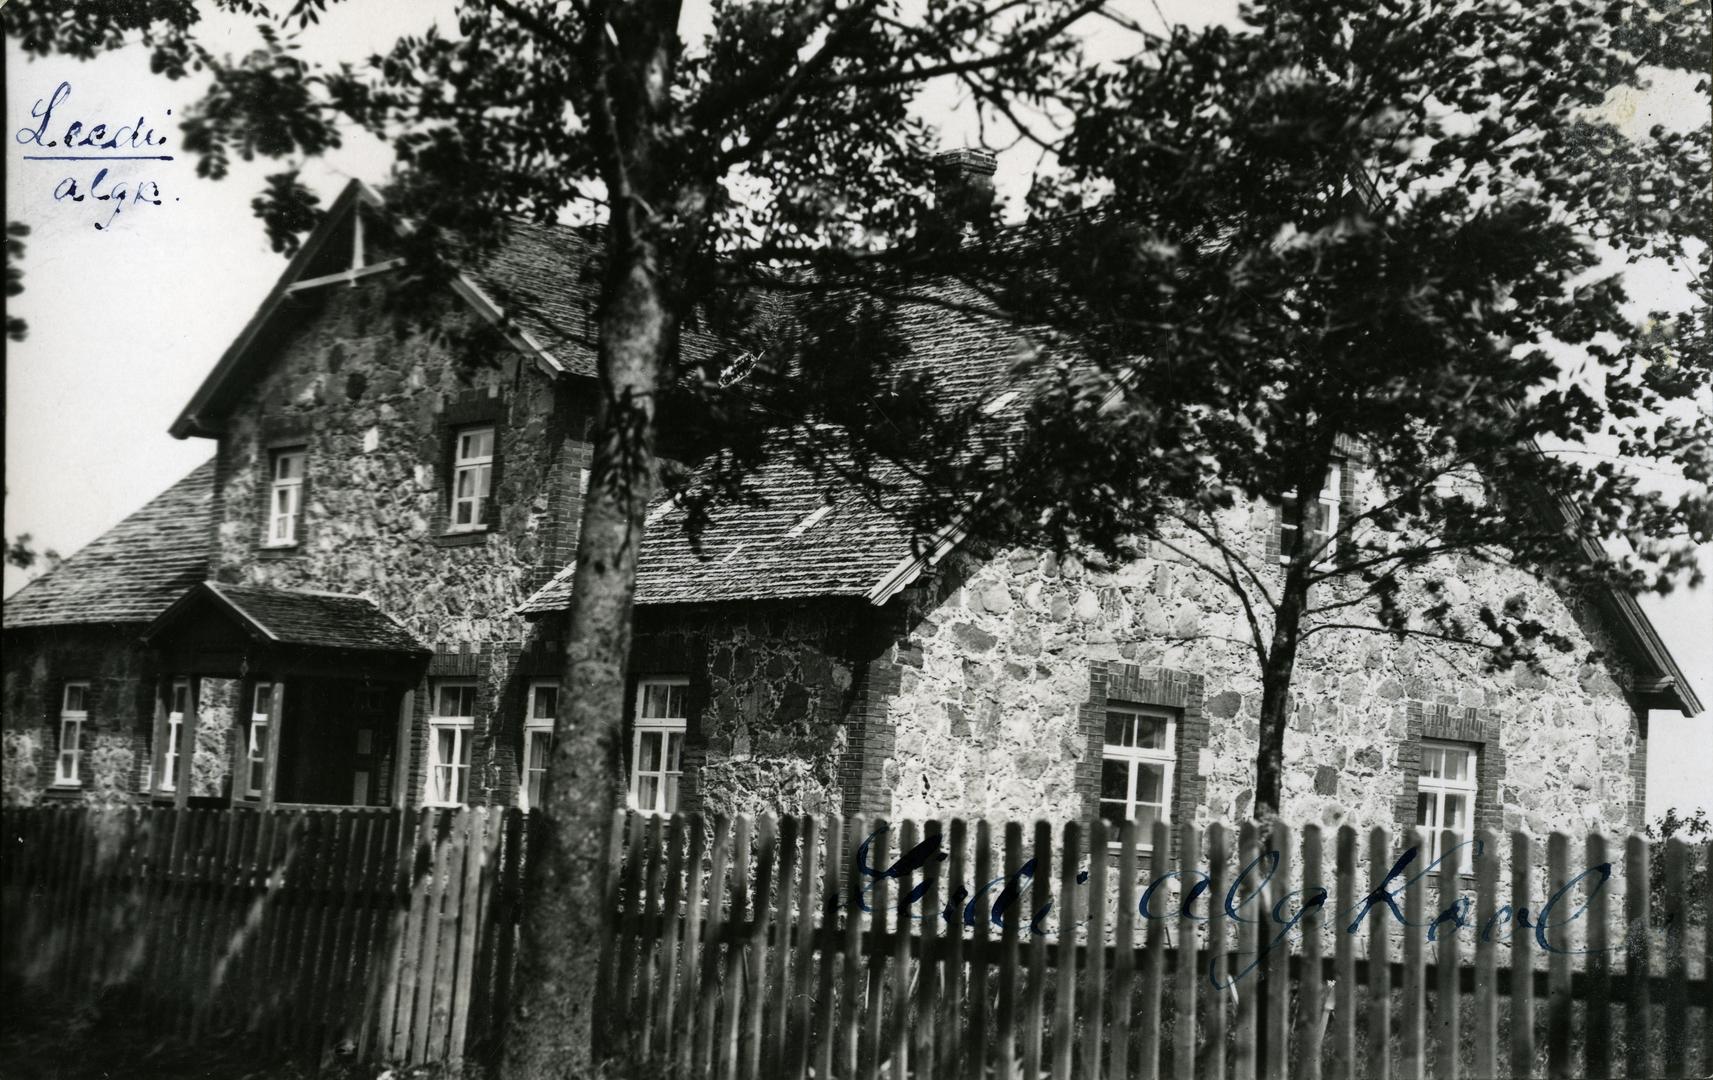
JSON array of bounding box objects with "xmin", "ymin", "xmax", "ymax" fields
[
  {"xmin": 1078, "ymin": 662, "xmax": 1209, "ymax": 865},
  {"xmin": 1393, "ymin": 699, "xmax": 1504, "ymax": 855},
  {"xmin": 432, "ymin": 390, "xmax": 506, "ymax": 547}
]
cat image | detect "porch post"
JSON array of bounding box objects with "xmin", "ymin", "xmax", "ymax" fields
[
  {"xmin": 174, "ymin": 678, "xmax": 199, "ymax": 810},
  {"xmin": 261, "ymin": 679, "xmax": 285, "ymax": 808},
  {"xmin": 393, "ymin": 689, "xmax": 415, "ymax": 810},
  {"xmin": 232, "ymin": 676, "xmax": 255, "ymax": 805},
  {"xmin": 148, "ymin": 675, "xmax": 169, "ymax": 796}
]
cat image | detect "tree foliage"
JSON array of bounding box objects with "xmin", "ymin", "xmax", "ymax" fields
[{"xmin": 915, "ymin": 0, "xmax": 1712, "ymax": 816}]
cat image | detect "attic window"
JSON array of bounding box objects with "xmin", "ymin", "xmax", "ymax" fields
[
  {"xmin": 982, "ymin": 389, "xmax": 1021, "ymax": 415},
  {"xmin": 787, "ymin": 502, "xmax": 834, "ymax": 537}
]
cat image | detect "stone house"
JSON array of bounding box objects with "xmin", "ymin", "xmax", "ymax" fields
[{"xmin": 3, "ymin": 177, "xmax": 1700, "ymax": 858}]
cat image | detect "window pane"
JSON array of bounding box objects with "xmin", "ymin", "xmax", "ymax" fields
[
  {"xmin": 1421, "ymin": 747, "xmax": 1444, "ymax": 780},
  {"xmin": 639, "ymin": 731, "xmax": 661, "ymax": 773},
  {"xmin": 172, "ymin": 684, "xmax": 189, "ymax": 714},
  {"xmin": 1134, "ymin": 803, "xmax": 1160, "ymax": 836},
  {"xmin": 666, "ymin": 731, "xmax": 683, "ymax": 773},
  {"xmin": 63, "ymin": 684, "xmax": 86, "ymax": 712},
  {"xmin": 1443, "ymin": 749, "xmax": 1469, "ymax": 783},
  {"xmin": 637, "ymin": 775, "xmax": 660, "ymax": 813},
  {"xmin": 1135, "ymin": 715, "xmax": 1167, "ymax": 750},
  {"xmin": 531, "ymin": 686, "xmax": 558, "ymax": 720},
  {"xmin": 475, "ymin": 464, "xmax": 491, "ymax": 499},
  {"xmin": 1101, "ymin": 759, "xmax": 1130, "ymax": 801},
  {"xmin": 254, "ymin": 684, "xmax": 272, "ymax": 715},
  {"xmin": 457, "ymin": 469, "xmax": 479, "ymax": 499},
  {"xmin": 527, "ymin": 770, "xmax": 544, "ymax": 808},
  {"xmin": 437, "ymin": 728, "xmax": 458, "ymax": 766},
  {"xmin": 1416, "ymin": 791, "xmax": 1436, "ymax": 830},
  {"xmin": 1099, "ymin": 799, "xmax": 1131, "ymax": 826},
  {"xmin": 663, "ymin": 775, "xmax": 679, "ymax": 814},
  {"xmin": 666, "ymin": 683, "xmax": 685, "ymax": 718},
  {"xmin": 1443, "ymin": 793, "xmax": 1468, "ymax": 833},
  {"xmin": 1136, "ymin": 762, "xmax": 1166, "ymax": 805},
  {"xmin": 1104, "ymin": 712, "xmax": 1130, "ymax": 747}
]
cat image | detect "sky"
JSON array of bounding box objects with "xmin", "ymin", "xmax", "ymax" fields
[{"xmin": 4, "ymin": 1, "xmax": 1708, "ymax": 819}]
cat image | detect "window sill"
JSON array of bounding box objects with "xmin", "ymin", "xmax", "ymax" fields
[
  {"xmin": 257, "ymin": 543, "xmax": 302, "ymax": 560},
  {"xmin": 433, "ymin": 530, "xmax": 490, "ymax": 548}
]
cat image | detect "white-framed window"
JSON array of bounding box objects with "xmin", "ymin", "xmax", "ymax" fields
[
  {"xmin": 449, "ymin": 426, "xmax": 495, "ymax": 531},
  {"xmin": 1416, "ymin": 740, "xmax": 1478, "ymax": 865},
  {"xmin": 520, "ymin": 680, "xmax": 558, "ymax": 812},
  {"xmin": 427, "ymin": 681, "xmax": 477, "ymax": 806},
  {"xmin": 1099, "ymin": 706, "xmax": 1176, "ymax": 845},
  {"xmin": 630, "ymin": 677, "xmax": 687, "ymax": 817},
  {"xmin": 160, "ymin": 679, "xmax": 190, "ymax": 793},
  {"xmin": 265, "ymin": 447, "xmax": 306, "ymax": 545},
  {"xmin": 1279, "ymin": 461, "xmax": 1342, "ymax": 564},
  {"xmin": 55, "ymin": 681, "xmax": 90, "ymax": 787},
  {"xmin": 246, "ymin": 682, "xmax": 274, "ymax": 799}
]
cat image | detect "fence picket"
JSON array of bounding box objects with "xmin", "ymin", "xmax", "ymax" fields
[
  {"xmin": 940, "ymin": 818, "xmax": 968, "ymax": 1080},
  {"xmin": 811, "ymin": 815, "xmax": 843, "ymax": 1080},
  {"xmin": 1401, "ymin": 826, "xmax": 1426, "ymax": 1080},
  {"xmin": 1203, "ymin": 821, "xmax": 1229, "ymax": 1080},
  {"xmin": 788, "ymin": 815, "xmax": 820, "ymax": 1080},
  {"xmin": 1661, "ymin": 838, "xmax": 1688, "ymax": 1078},
  {"xmin": 655, "ymin": 814, "xmax": 688, "ymax": 1063},
  {"xmin": 1236, "ymin": 820, "xmax": 1261, "ymax": 1080},
  {"xmin": 997, "ymin": 821, "xmax": 1023, "ymax": 1080},
  {"xmin": 1139, "ymin": 819, "xmax": 1169, "ymax": 1080},
  {"xmin": 1474, "ymin": 829, "xmax": 1500, "ymax": 1080},
  {"xmin": 915, "ymin": 819, "xmax": 942, "ymax": 1075},
  {"xmin": 635, "ymin": 813, "xmax": 667, "ymax": 1061},
  {"xmin": 765, "ymin": 815, "xmax": 798, "ymax": 1079},
  {"xmin": 717, "ymin": 815, "xmax": 752, "ymax": 1080},
  {"xmin": 1434, "ymin": 826, "xmax": 1461, "ymax": 1080},
  {"xmin": 1110, "ymin": 818, "xmax": 1140, "ymax": 1080},
  {"xmin": 1367, "ymin": 827, "xmax": 1391, "ymax": 1080},
  {"xmin": 1511, "ymin": 831, "xmax": 1536, "ymax": 1080},
  {"xmin": 1263, "ymin": 821, "xmax": 1292, "ymax": 1080},
  {"xmin": 967, "ymin": 819, "xmax": 995, "ymax": 1080},
  {"xmin": 891, "ymin": 819, "xmax": 917, "ymax": 1080},
  {"xmin": 743, "ymin": 815, "xmax": 778, "ymax": 1080},
  {"xmin": 1050, "ymin": 820, "xmax": 1080, "ymax": 1080},
  {"xmin": 1174, "ymin": 819, "xmax": 1200, "ymax": 1080},
  {"xmin": 1024, "ymin": 819, "xmax": 1051, "ymax": 1080},
  {"xmin": 673, "ymin": 813, "xmax": 707, "ymax": 1074},
  {"xmin": 838, "ymin": 814, "xmax": 867, "ymax": 1080},
  {"xmin": 1083, "ymin": 817, "xmax": 1108, "ymax": 1080},
  {"xmin": 861, "ymin": 818, "xmax": 891, "ymax": 1080},
  {"xmin": 1547, "ymin": 832, "xmax": 1573, "ymax": 1079},
  {"xmin": 1332, "ymin": 826, "xmax": 1357, "ymax": 1080},
  {"xmin": 1301, "ymin": 824, "xmax": 1326, "ymax": 1080},
  {"xmin": 1582, "ymin": 832, "xmax": 1610, "ymax": 1080},
  {"xmin": 693, "ymin": 814, "xmax": 732, "ymax": 1077},
  {"xmin": 448, "ymin": 809, "xmax": 488, "ymax": 1065}
]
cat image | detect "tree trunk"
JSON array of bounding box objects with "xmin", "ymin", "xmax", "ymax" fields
[
  {"xmin": 501, "ymin": 243, "xmax": 673, "ymax": 1079},
  {"xmin": 1254, "ymin": 564, "xmax": 1308, "ymax": 820}
]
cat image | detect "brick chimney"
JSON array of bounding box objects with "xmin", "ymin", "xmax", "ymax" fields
[{"xmin": 933, "ymin": 148, "xmax": 998, "ymax": 235}]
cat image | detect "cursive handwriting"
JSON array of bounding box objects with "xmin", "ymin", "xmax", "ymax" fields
[
  {"xmin": 841, "ymin": 827, "xmax": 1621, "ymax": 988},
  {"xmin": 16, "ymin": 82, "xmax": 177, "ymax": 231}
]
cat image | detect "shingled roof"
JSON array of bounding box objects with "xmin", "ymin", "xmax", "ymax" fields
[
  {"xmin": 144, "ymin": 582, "xmax": 428, "ymax": 655},
  {"xmin": 3, "ymin": 459, "xmax": 216, "ymax": 630},
  {"xmin": 519, "ymin": 282, "xmax": 1034, "ymax": 614}
]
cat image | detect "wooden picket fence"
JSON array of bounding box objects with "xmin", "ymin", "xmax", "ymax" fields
[
  {"xmin": 1, "ymin": 804, "xmax": 527, "ymax": 1068},
  {"xmin": 597, "ymin": 813, "xmax": 1712, "ymax": 1080}
]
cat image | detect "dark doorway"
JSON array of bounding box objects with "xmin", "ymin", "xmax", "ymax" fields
[{"xmin": 275, "ymin": 679, "xmax": 399, "ymax": 806}]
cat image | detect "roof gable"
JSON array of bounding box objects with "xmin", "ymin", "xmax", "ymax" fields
[{"xmin": 169, "ymin": 180, "xmax": 602, "ymax": 439}]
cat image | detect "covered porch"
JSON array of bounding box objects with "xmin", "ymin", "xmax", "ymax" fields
[{"xmin": 141, "ymin": 582, "xmax": 430, "ymax": 809}]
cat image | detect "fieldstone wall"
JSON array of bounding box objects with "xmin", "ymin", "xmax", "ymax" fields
[
  {"xmin": 632, "ymin": 600, "xmax": 888, "ymax": 818},
  {"xmin": 877, "ymin": 464, "xmax": 1645, "ymax": 843},
  {"xmin": 0, "ymin": 625, "xmax": 155, "ymax": 806},
  {"xmin": 206, "ymin": 282, "xmax": 591, "ymax": 807}
]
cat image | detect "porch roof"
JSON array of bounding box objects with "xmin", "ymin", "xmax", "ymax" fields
[{"xmin": 144, "ymin": 582, "xmax": 428, "ymax": 656}]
